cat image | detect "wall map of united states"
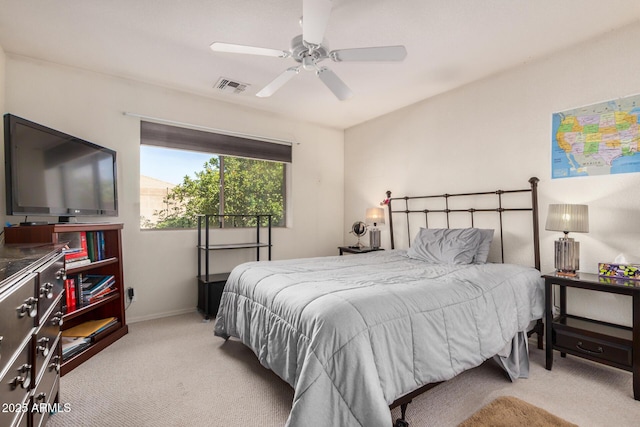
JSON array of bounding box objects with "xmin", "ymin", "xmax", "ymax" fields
[{"xmin": 552, "ymin": 94, "xmax": 640, "ymax": 178}]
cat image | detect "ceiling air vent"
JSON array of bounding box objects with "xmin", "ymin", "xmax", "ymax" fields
[{"xmin": 214, "ymin": 77, "xmax": 250, "ymax": 94}]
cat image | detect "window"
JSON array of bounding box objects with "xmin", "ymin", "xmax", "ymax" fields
[{"xmin": 139, "ymin": 121, "xmax": 290, "ymax": 230}]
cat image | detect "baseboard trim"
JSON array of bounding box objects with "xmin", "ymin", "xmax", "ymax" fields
[{"xmin": 127, "ymin": 307, "xmax": 197, "ymax": 324}]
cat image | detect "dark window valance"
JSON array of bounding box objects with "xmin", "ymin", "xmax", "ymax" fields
[{"xmin": 140, "ymin": 121, "xmax": 292, "ymax": 163}]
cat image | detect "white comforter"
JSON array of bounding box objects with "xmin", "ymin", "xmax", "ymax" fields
[{"xmin": 214, "ymin": 250, "xmax": 544, "ymax": 427}]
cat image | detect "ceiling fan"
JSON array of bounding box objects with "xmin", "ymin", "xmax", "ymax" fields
[{"xmin": 210, "ymin": 0, "xmax": 407, "ymax": 101}]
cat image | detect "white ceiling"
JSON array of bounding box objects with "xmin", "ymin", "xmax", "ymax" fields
[{"xmin": 1, "ymin": 1, "xmax": 640, "ymax": 129}]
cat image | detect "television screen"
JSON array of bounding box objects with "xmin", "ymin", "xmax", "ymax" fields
[{"xmin": 4, "ymin": 114, "xmax": 118, "ymax": 220}]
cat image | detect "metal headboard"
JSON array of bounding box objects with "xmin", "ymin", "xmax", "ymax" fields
[{"xmin": 385, "ymin": 177, "xmax": 540, "ymax": 270}]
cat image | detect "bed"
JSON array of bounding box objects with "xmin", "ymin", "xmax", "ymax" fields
[{"xmin": 214, "ymin": 177, "xmax": 544, "ymax": 427}]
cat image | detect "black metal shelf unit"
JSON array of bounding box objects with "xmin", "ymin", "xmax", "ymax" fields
[{"xmin": 196, "ymin": 214, "xmax": 272, "ymax": 319}]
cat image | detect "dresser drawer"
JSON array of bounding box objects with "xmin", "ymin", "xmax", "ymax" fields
[
  {"xmin": 32, "ymin": 339, "xmax": 61, "ymax": 427},
  {"xmin": 554, "ymin": 328, "xmax": 632, "ymax": 368},
  {"xmin": 34, "ymin": 253, "xmax": 65, "ymax": 326},
  {"xmin": 0, "ymin": 273, "xmax": 37, "ymax": 376},
  {"xmin": 13, "ymin": 411, "xmax": 28, "ymax": 427},
  {"xmin": 34, "ymin": 295, "xmax": 63, "ymax": 382},
  {"xmin": 0, "ymin": 339, "xmax": 32, "ymax": 427},
  {"xmin": 32, "ymin": 376, "xmax": 59, "ymax": 427}
]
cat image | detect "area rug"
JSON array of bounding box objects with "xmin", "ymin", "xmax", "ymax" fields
[{"xmin": 458, "ymin": 396, "xmax": 578, "ymax": 427}]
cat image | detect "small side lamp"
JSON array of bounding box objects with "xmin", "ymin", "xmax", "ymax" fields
[
  {"xmin": 365, "ymin": 207, "xmax": 385, "ymax": 249},
  {"xmin": 545, "ymin": 204, "xmax": 589, "ymax": 276}
]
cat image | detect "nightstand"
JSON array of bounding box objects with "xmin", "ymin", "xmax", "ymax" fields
[
  {"xmin": 543, "ymin": 272, "xmax": 640, "ymax": 400},
  {"xmin": 338, "ymin": 246, "xmax": 384, "ymax": 256}
]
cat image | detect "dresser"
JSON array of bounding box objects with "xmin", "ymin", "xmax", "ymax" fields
[{"xmin": 0, "ymin": 244, "xmax": 65, "ymax": 427}]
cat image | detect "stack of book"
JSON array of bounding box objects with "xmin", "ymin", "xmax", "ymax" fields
[
  {"xmin": 61, "ymin": 317, "xmax": 119, "ymax": 361},
  {"xmin": 61, "ymin": 336, "xmax": 91, "ymax": 360},
  {"xmin": 63, "ymin": 274, "xmax": 118, "ymax": 314},
  {"xmin": 81, "ymin": 275, "xmax": 116, "ymax": 305},
  {"xmin": 61, "ymin": 231, "xmax": 91, "ymax": 269},
  {"xmin": 61, "ymin": 230, "xmax": 109, "ymax": 269}
]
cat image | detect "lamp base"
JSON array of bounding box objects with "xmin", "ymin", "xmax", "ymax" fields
[
  {"xmin": 556, "ymin": 270, "xmax": 578, "ymax": 277},
  {"xmin": 369, "ymin": 228, "xmax": 381, "ymax": 249},
  {"xmin": 554, "ymin": 237, "xmax": 580, "ymax": 276}
]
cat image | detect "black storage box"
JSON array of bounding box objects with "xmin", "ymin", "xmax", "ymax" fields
[{"xmin": 197, "ymin": 273, "xmax": 230, "ymax": 319}]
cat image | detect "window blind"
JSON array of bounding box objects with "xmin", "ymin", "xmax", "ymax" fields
[{"xmin": 140, "ymin": 121, "xmax": 292, "ymax": 163}]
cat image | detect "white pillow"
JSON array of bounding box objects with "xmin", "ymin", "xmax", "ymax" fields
[
  {"xmin": 474, "ymin": 229, "xmax": 495, "ymax": 264},
  {"xmin": 406, "ymin": 228, "xmax": 483, "ymax": 265}
]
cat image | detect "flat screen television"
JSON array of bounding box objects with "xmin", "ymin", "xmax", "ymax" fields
[{"xmin": 4, "ymin": 114, "xmax": 118, "ymax": 223}]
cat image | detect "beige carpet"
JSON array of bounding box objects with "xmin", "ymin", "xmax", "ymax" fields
[
  {"xmin": 48, "ymin": 311, "xmax": 640, "ymax": 427},
  {"xmin": 458, "ymin": 396, "xmax": 577, "ymax": 427}
]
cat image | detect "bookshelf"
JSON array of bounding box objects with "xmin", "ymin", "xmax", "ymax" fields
[
  {"xmin": 4, "ymin": 223, "xmax": 128, "ymax": 375},
  {"xmin": 197, "ymin": 214, "xmax": 272, "ymax": 319}
]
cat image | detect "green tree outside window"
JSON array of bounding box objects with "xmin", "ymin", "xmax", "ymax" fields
[{"xmin": 143, "ymin": 155, "xmax": 285, "ymax": 229}]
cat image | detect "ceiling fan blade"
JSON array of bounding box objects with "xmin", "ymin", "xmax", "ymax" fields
[
  {"xmin": 330, "ymin": 45, "xmax": 407, "ymax": 62},
  {"xmin": 302, "ymin": 0, "xmax": 332, "ymax": 45},
  {"xmin": 316, "ymin": 67, "xmax": 353, "ymax": 101},
  {"xmin": 210, "ymin": 42, "xmax": 290, "ymax": 58},
  {"xmin": 256, "ymin": 67, "xmax": 300, "ymax": 98}
]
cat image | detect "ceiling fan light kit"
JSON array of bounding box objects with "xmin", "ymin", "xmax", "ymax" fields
[{"xmin": 209, "ymin": 0, "xmax": 407, "ymax": 101}]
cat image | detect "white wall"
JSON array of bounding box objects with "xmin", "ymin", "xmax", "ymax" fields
[
  {"xmin": 0, "ymin": 44, "xmax": 5, "ymax": 159},
  {"xmin": 345, "ymin": 22, "xmax": 640, "ymax": 327},
  {"xmin": 4, "ymin": 56, "xmax": 344, "ymax": 322}
]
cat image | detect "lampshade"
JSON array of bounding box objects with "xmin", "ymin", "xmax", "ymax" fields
[
  {"xmin": 545, "ymin": 204, "xmax": 589, "ymax": 234},
  {"xmin": 365, "ymin": 207, "xmax": 385, "ymax": 225}
]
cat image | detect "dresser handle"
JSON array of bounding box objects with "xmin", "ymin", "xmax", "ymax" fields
[
  {"xmin": 16, "ymin": 298, "xmax": 38, "ymax": 319},
  {"xmin": 10, "ymin": 375, "xmax": 29, "ymax": 390},
  {"xmin": 18, "ymin": 364, "xmax": 31, "ymax": 389},
  {"xmin": 576, "ymin": 341, "xmax": 604, "ymax": 354},
  {"xmin": 40, "ymin": 282, "xmax": 54, "ymax": 299},
  {"xmin": 10, "ymin": 364, "xmax": 31, "ymax": 390},
  {"xmin": 49, "ymin": 355, "xmax": 61, "ymax": 373},
  {"xmin": 27, "ymin": 297, "xmax": 38, "ymax": 317},
  {"xmin": 37, "ymin": 337, "xmax": 50, "ymax": 357},
  {"xmin": 16, "ymin": 304, "xmax": 27, "ymax": 318},
  {"xmin": 52, "ymin": 315, "xmax": 64, "ymax": 327},
  {"xmin": 48, "ymin": 361, "xmax": 60, "ymax": 373},
  {"xmin": 55, "ymin": 268, "xmax": 66, "ymax": 281}
]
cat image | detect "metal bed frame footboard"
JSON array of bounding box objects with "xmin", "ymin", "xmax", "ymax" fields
[{"xmin": 385, "ymin": 177, "xmax": 543, "ymax": 427}]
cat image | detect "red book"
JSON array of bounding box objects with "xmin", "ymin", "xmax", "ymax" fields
[
  {"xmin": 68, "ymin": 278, "xmax": 77, "ymax": 311},
  {"xmin": 65, "ymin": 232, "xmax": 89, "ymax": 260},
  {"xmin": 66, "ymin": 250, "xmax": 88, "ymax": 261},
  {"xmin": 64, "ymin": 279, "xmax": 72, "ymax": 311}
]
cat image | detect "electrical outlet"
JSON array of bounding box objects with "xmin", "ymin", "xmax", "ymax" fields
[{"xmin": 127, "ymin": 287, "xmax": 136, "ymax": 302}]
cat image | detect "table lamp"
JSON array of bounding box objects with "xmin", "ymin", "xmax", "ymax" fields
[
  {"xmin": 366, "ymin": 207, "xmax": 385, "ymax": 249},
  {"xmin": 545, "ymin": 204, "xmax": 589, "ymax": 276}
]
